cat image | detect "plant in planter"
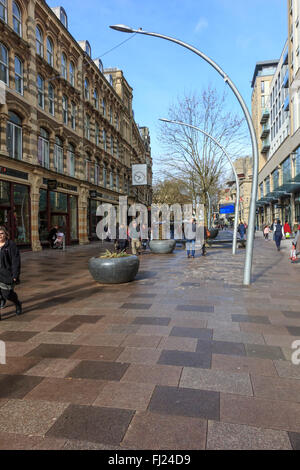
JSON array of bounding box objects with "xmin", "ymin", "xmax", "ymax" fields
[
  {"xmin": 88, "ymin": 250, "xmax": 139, "ymax": 284},
  {"xmin": 149, "ymin": 222, "xmax": 176, "ymax": 254}
]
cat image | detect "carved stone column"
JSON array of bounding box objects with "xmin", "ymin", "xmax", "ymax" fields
[
  {"xmin": 78, "ymin": 183, "xmax": 89, "ymax": 245},
  {"xmin": 28, "ymin": 171, "xmax": 43, "ymax": 251}
]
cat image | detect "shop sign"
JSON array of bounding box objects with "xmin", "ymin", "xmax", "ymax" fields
[{"xmin": 0, "ymin": 166, "xmax": 28, "ymax": 180}]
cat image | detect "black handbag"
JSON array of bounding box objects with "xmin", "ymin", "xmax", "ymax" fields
[{"xmin": 0, "ymin": 268, "xmax": 13, "ymax": 285}]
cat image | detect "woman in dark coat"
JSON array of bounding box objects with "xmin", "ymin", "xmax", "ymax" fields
[{"xmin": 0, "ymin": 226, "xmax": 22, "ymax": 316}]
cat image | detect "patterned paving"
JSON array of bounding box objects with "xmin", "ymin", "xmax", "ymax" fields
[{"xmin": 0, "ymin": 238, "xmax": 299, "ymax": 449}]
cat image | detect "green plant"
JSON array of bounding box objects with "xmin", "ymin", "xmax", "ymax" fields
[{"xmin": 99, "ymin": 250, "xmax": 130, "ymax": 259}]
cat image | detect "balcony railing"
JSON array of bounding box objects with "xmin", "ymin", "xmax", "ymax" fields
[
  {"xmin": 261, "ymin": 139, "xmax": 270, "ymax": 154},
  {"xmin": 260, "ymin": 124, "xmax": 270, "ymax": 140},
  {"xmin": 260, "ymin": 108, "xmax": 270, "ymax": 124}
]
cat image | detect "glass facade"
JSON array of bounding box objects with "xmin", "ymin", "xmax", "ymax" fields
[
  {"xmin": 0, "ymin": 180, "xmax": 30, "ymax": 245},
  {"xmin": 282, "ymin": 157, "xmax": 291, "ymax": 184}
]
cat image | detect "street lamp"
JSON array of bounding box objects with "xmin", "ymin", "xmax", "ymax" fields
[
  {"xmin": 159, "ymin": 119, "xmax": 240, "ymax": 255},
  {"xmin": 110, "ymin": 25, "xmax": 258, "ymax": 284}
]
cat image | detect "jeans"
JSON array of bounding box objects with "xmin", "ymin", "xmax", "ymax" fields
[
  {"xmin": 275, "ymin": 234, "xmax": 282, "ymax": 249},
  {"xmin": 186, "ymin": 240, "xmax": 195, "ymax": 257}
]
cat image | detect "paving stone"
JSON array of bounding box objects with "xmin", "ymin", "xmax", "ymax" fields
[
  {"xmin": 0, "ymin": 432, "xmax": 47, "ymax": 450},
  {"xmin": 212, "ymin": 329, "xmax": 265, "ymax": 345},
  {"xmin": 26, "ymin": 343, "xmax": 80, "ymax": 359},
  {"xmin": 207, "ymin": 421, "xmax": 292, "ymax": 450},
  {"xmin": 180, "ymin": 368, "xmax": 252, "ymax": 396},
  {"xmin": 263, "ymin": 334, "xmax": 300, "ymax": 348},
  {"xmin": 0, "ymin": 356, "xmax": 40, "ymax": 375},
  {"xmin": 24, "ymin": 358, "xmax": 81, "ymax": 378},
  {"xmin": 170, "ymin": 327, "xmax": 213, "ymax": 340},
  {"xmin": 0, "ymin": 330, "xmax": 39, "ymax": 342},
  {"xmin": 120, "ymin": 335, "xmax": 162, "ymax": 348},
  {"xmin": 287, "ymin": 326, "xmax": 300, "ymax": 336},
  {"xmin": 0, "ymin": 399, "xmax": 68, "ymax": 436},
  {"xmin": 132, "ymin": 317, "xmax": 171, "ymax": 326},
  {"xmin": 221, "ymin": 394, "xmax": 300, "ymax": 432},
  {"xmin": 122, "ymin": 412, "xmax": 207, "ymax": 450},
  {"xmin": 117, "ymin": 348, "xmax": 161, "ymax": 365},
  {"xmin": 176, "ymin": 305, "xmax": 214, "ymax": 313},
  {"xmin": 70, "ymin": 345, "xmax": 124, "ymax": 361},
  {"xmin": 93, "ymin": 381, "xmax": 154, "ymax": 410},
  {"xmin": 288, "ymin": 432, "xmax": 300, "ymax": 450},
  {"xmin": 121, "ymin": 364, "xmax": 182, "ymax": 387},
  {"xmin": 158, "ymin": 350, "xmax": 211, "ymax": 369},
  {"xmin": 73, "ymin": 333, "xmax": 127, "ymax": 347},
  {"xmin": 274, "ymin": 360, "xmax": 300, "ymax": 379},
  {"xmin": 251, "ymin": 375, "xmax": 300, "ymax": 403},
  {"xmin": 231, "ymin": 315, "xmax": 271, "ymax": 325},
  {"xmin": 46, "ymin": 404, "xmax": 134, "ymax": 445},
  {"xmin": 62, "ymin": 440, "xmax": 122, "ymax": 450},
  {"xmin": 245, "ymin": 343, "xmax": 285, "ymax": 360},
  {"xmin": 67, "ymin": 360, "xmax": 130, "ymax": 381},
  {"xmin": 0, "ymin": 374, "xmax": 43, "ymax": 398},
  {"xmin": 282, "ymin": 311, "xmax": 300, "ymax": 319},
  {"xmin": 120, "ymin": 303, "xmax": 152, "ymax": 310},
  {"xmin": 212, "ymin": 354, "xmax": 278, "ymax": 377},
  {"xmin": 148, "ymin": 385, "xmax": 220, "ymax": 420},
  {"xmin": 197, "ymin": 340, "xmax": 246, "ymax": 357}
]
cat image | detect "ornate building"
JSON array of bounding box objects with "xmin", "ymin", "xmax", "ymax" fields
[{"xmin": 0, "ymin": 0, "xmax": 152, "ymax": 250}]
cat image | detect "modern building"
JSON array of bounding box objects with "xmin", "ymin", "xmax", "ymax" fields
[
  {"xmin": 253, "ymin": 0, "xmax": 300, "ymax": 230},
  {"xmin": 0, "ymin": 0, "xmax": 152, "ymax": 251}
]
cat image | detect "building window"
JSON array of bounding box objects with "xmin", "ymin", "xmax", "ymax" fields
[
  {"xmin": 54, "ymin": 136, "xmax": 63, "ymax": 173},
  {"xmin": 110, "ymin": 171, "xmax": 114, "ymax": 189},
  {"xmin": 94, "ymin": 163, "xmax": 99, "ymax": 185},
  {"xmin": 14, "ymin": 56, "xmax": 23, "ymax": 95},
  {"xmin": 94, "ymin": 89, "xmax": 99, "ymax": 109},
  {"xmin": 48, "ymin": 83, "xmax": 55, "ymax": 115},
  {"xmin": 37, "ymin": 74, "xmax": 44, "ymax": 108},
  {"xmin": 260, "ymin": 183, "xmax": 264, "ymax": 199},
  {"xmin": 103, "ymin": 129, "xmax": 107, "ymax": 150},
  {"xmin": 261, "ymin": 81, "xmax": 265, "ymax": 93},
  {"xmin": 60, "ymin": 9, "xmax": 67, "ymax": 28},
  {"xmin": 71, "ymin": 102, "xmax": 76, "ymax": 129},
  {"xmin": 282, "ymin": 157, "xmax": 291, "ymax": 184},
  {"xmin": 84, "ymin": 115, "xmax": 90, "ymax": 140},
  {"xmin": 0, "ymin": 42, "xmax": 8, "ymax": 85},
  {"xmin": 116, "ymin": 115, "xmax": 119, "ymax": 130},
  {"xmin": 84, "ymin": 78, "xmax": 89, "ymax": 100},
  {"xmin": 102, "ymin": 98, "xmax": 106, "ymax": 117},
  {"xmin": 85, "ymin": 159, "xmax": 92, "ymax": 181},
  {"xmin": 95, "ymin": 123, "xmax": 99, "ymax": 146},
  {"xmin": 116, "ymin": 173, "xmax": 119, "ymax": 191},
  {"xmin": 0, "ymin": 0, "xmax": 7, "ymax": 23},
  {"xmin": 12, "ymin": 1, "xmax": 22, "ymax": 36},
  {"xmin": 103, "ymin": 166, "xmax": 106, "ymax": 188},
  {"xmin": 110, "ymin": 136, "xmax": 114, "ymax": 155},
  {"xmin": 38, "ymin": 128, "xmax": 49, "ymax": 169},
  {"xmin": 61, "ymin": 53, "xmax": 67, "ymax": 79},
  {"xmin": 295, "ymin": 147, "xmax": 300, "ymax": 176},
  {"xmin": 116, "ymin": 142, "xmax": 120, "ymax": 159},
  {"xmin": 7, "ymin": 111, "xmax": 22, "ymax": 160},
  {"xmin": 265, "ymin": 176, "xmax": 270, "ymax": 194},
  {"xmin": 272, "ymin": 168, "xmax": 279, "ymax": 189},
  {"xmin": 36, "ymin": 26, "xmax": 44, "ymax": 57},
  {"xmin": 69, "ymin": 62, "xmax": 75, "ymax": 86},
  {"xmin": 68, "ymin": 144, "xmax": 75, "ymax": 177},
  {"xmin": 110, "ymin": 106, "xmax": 113, "ymax": 124},
  {"xmin": 62, "ymin": 95, "xmax": 68, "ymax": 124},
  {"xmin": 46, "ymin": 37, "xmax": 53, "ymax": 66}
]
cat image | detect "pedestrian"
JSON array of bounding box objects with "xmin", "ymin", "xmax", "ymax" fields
[
  {"xmin": 53, "ymin": 229, "xmax": 64, "ymax": 249},
  {"xmin": 115, "ymin": 223, "xmax": 128, "ymax": 253},
  {"xmin": 0, "ymin": 226, "xmax": 22, "ymax": 316},
  {"xmin": 284, "ymin": 220, "xmax": 292, "ymax": 238},
  {"xmin": 186, "ymin": 218, "xmax": 196, "ymax": 259},
  {"xmin": 290, "ymin": 241, "xmax": 297, "ymax": 263},
  {"xmin": 263, "ymin": 225, "xmax": 270, "ymax": 240},
  {"xmin": 47, "ymin": 224, "xmax": 58, "ymax": 248},
  {"xmin": 202, "ymin": 226, "xmax": 208, "ymax": 256},
  {"xmin": 273, "ymin": 219, "xmax": 285, "ymax": 251},
  {"xmin": 129, "ymin": 221, "xmax": 141, "ymax": 255},
  {"xmin": 238, "ymin": 221, "xmax": 246, "ymax": 241},
  {"xmin": 294, "ymin": 226, "xmax": 300, "ymax": 255}
]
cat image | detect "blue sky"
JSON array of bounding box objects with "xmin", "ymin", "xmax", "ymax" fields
[{"xmin": 48, "ymin": 0, "xmax": 287, "ymax": 176}]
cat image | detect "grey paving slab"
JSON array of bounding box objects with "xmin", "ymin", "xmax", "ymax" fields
[
  {"xmin": 245, "ymin": 343, "xmax": 285, "ymax": 360},
  {"xmin": 158, "ymin": 350, "xmax": 211, "ymax": 369}
]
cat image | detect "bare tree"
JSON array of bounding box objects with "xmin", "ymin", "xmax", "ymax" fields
[{"xmin": 158, "ymin": 86, "xmax": 248, "ymax": 222}]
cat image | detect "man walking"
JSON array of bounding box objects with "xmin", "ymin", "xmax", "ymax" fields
[
  {"xmin": 273, "ymin": 219, "xmax": 285, "ymax": 251},
  {"xmin": 0, "ymin": 226, "xmax": 22, "ymax": 316}
]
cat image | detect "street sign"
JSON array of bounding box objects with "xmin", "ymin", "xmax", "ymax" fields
[{"xmin": 132, "ymin": 164, "xmax": 147, "ymax": 186}]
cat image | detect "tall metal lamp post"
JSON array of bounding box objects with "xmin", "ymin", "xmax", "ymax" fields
[
  {"xmin": 110, "ymin": 25, "xmax": 258, "ymax": 285},
  {"xmin": 159, "ymin": 119, "xmax": 240, "ymax": 255}
]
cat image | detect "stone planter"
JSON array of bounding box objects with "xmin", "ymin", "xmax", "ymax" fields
[
  {"xmin": 208, "ymin": 228, "xmax": 219, "ymax": 239},
  {"xmin": 88, "ymin": 255, "xmax": 139, "ymax": 284},
  {"xmin": 149, "ymin": 239, "xmax": 176, "ymax": 254}
]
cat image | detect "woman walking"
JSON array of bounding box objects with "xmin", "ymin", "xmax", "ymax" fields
[
  {"xmin": 0, "ymin": 226, "xmax": 22, "ymax": 316},
  {"xmin": 273, "ymin": 219, "xmax": 285, "ymax": 252},
  {"xmin": 186, "ymin": 218, "xmax": 196, "ymax": 259}
]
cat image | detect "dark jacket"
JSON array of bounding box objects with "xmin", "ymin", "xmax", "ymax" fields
[{"xmin": 0, "ymin": 239, "xmax": 21, "ymax": 281}]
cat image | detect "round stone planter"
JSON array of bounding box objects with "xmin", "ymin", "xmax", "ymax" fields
[
  {"xmin": 149, "ymin": 239, "xmax": 176, "ymax": 254},
  {"xmin": 88, "ymin": 255, "xmax": 139, "ymax": 284},
  {"xmin": 208, "ymin": 228, "xmax": 219, "ymax": 239}
]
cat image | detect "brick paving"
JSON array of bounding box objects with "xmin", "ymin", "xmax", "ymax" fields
[{"xmin": 0, "ymin": 238, "xmax": 299, "ymax": 449}]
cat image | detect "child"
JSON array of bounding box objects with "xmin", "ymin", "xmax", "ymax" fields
[
  {"xmin": 263, "ymin": 225, "xmax": 270, "ymax": 240},
  {"xmin": 54, "ymin": 231, "xmax": 64, "ymax": 249},
  {"xmin": 290, "ymin": 242, "xmax": 297, "ymax": 263}
]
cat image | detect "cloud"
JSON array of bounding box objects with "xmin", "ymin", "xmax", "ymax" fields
[{"xmin": 195, "ymin": 17, "xmax": 208, "ymax": 33}]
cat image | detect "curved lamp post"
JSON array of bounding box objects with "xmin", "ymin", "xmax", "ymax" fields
[
  {"xmin": 159, "ymin": 119, "xmax": 240, "ymax": 255},
  {"xmin": 206, "ymin": 191, "xmax": 211, "ymax": 230},
  {"xmin": 110, "ymin": 25, "xmax": 258, "ymax": 285}
]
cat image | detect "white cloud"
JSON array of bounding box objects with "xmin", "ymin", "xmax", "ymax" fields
[{"xmin": 195, "ymin": 17, "xmax": 208, "ymax": 33}]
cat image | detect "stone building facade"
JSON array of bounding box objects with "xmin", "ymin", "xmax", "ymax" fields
[{"xmin": 0, "ymin": 0, "xmax": 152, "ymax": 251}]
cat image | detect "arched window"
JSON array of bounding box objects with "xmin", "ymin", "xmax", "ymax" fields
[
  {"xmin": 84, "ymin": 114, "xmax": 90, "ymax": 139},
  {"xmin": 61, "ymin": 53, "xmax": 67, "ymax": 79},
  {"xmin": 95, "ymin": 123, "xmax": 100, "ymax": 146},
  {"xmin": 13, "ymin": 2, "xmax": 22, "ymax": 36},
  {"xmin": 14, "ymin": 56, "xmax": 23, "ymax": 94},
  {"xmin": 38, "ymin": 128, "xmax": 49, "ymax": 168},
  {"xmin": 48, "ymin": 83, "xmax": 55, "ymax": 115},
  {"xmin": 46, "ymin": 37, "xmax": 53, "ymax": 66},
  {"xmin": 54, "ymin": 136, "xmax": 63, "ymax": 173},
  {"xmin": 94, "ymin": 159, "xmax": 100, "ymax": 185},
  {"xmin": 0, "ymin": 0, "xmax": 7, "ymax": 23},
  {"xmin": 110, "ymin": 171, "xmax": 114, "ymax": 189},
  {"xmin": 102, "ymin": 98, "xmax": 106, "ymax": 117},
  {"xmin": 37, "ymin": 74, "xmax": 44, "ymax": 108},
  {"xmin": 103, "ymin": 165, "xmax": 107, "ymax": 188},
  {"xmin": 7, "ymin": 111, "xmax": 22, "ymax": 160},
  {"xmin": 116, "ymin": 173, "xmax": 119, "ymax": 191},
  {"xmin": 71, "ymin": 101, "xmax": 76, "ymax": 129},
  {"xmin": 62, "ymin": 95, "xmax": 68, "ymax": 124},
  {"xmin": 110, "ymin": 136, "xmax": 114, "ymax": 156},
  {"xmin": 84, "ymin": 78, "xmax": 89, "ymax": 100},
  {"xmin": 109, "ymin": 106, "xmax": 113, "ymax": 124},
  {"xmin": 94, "ymin": 89, "xmax": 99, "ymax": 109},
  {"xmin": 102, "ymin": 129, "xmax": 107, "ymax": 151},
  {"xmin": 69, "ymin": 62, "xmax": 75, "ymax": 86},
  {"xmin": 36, "ymin": 26, "xmax": 43, "ymax": 57},
  {"xmin": 0, "ymin": 42, "xmax": 9, "ymax": 85},
  {"xmin": 68, "ymin": 143, "xmax": 75, "ymax": 177}
]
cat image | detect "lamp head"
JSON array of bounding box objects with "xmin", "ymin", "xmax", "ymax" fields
[
  {"xmin": 109, "ymin": 24, "xmax": 135, "ymax": 33},
  {"xmin": 159, "ymin": 118, "xmax": 172, "ymax": 123}
]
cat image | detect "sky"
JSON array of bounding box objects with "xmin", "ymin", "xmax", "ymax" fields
[{"xmin": 47, "ymin": 0, "xmax": 287, "ymax": 178}]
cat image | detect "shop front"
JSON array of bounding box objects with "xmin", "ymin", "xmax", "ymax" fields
[
  {"xmin": 38, "ymin": 181, "xmax": 78, "ymax": 247},
  {"xmin": 0, "ymin": 175, "xmax": 31, "ymax": 248}
]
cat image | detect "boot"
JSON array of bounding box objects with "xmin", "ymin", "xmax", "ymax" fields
[
  {"xmin": 16, "ymin": 302, "xmax": 23, "ymax": 316},
  {"xmin": 192, "ymin": 250, "xmax": 195, "ymax": 258},
  {"xmin": 187, "ymin": 250, "xmax": 190, "ymax": 258},
  {"xmin": 0, "ymin": 298, "xmax": 6, "ymax": 309}
]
